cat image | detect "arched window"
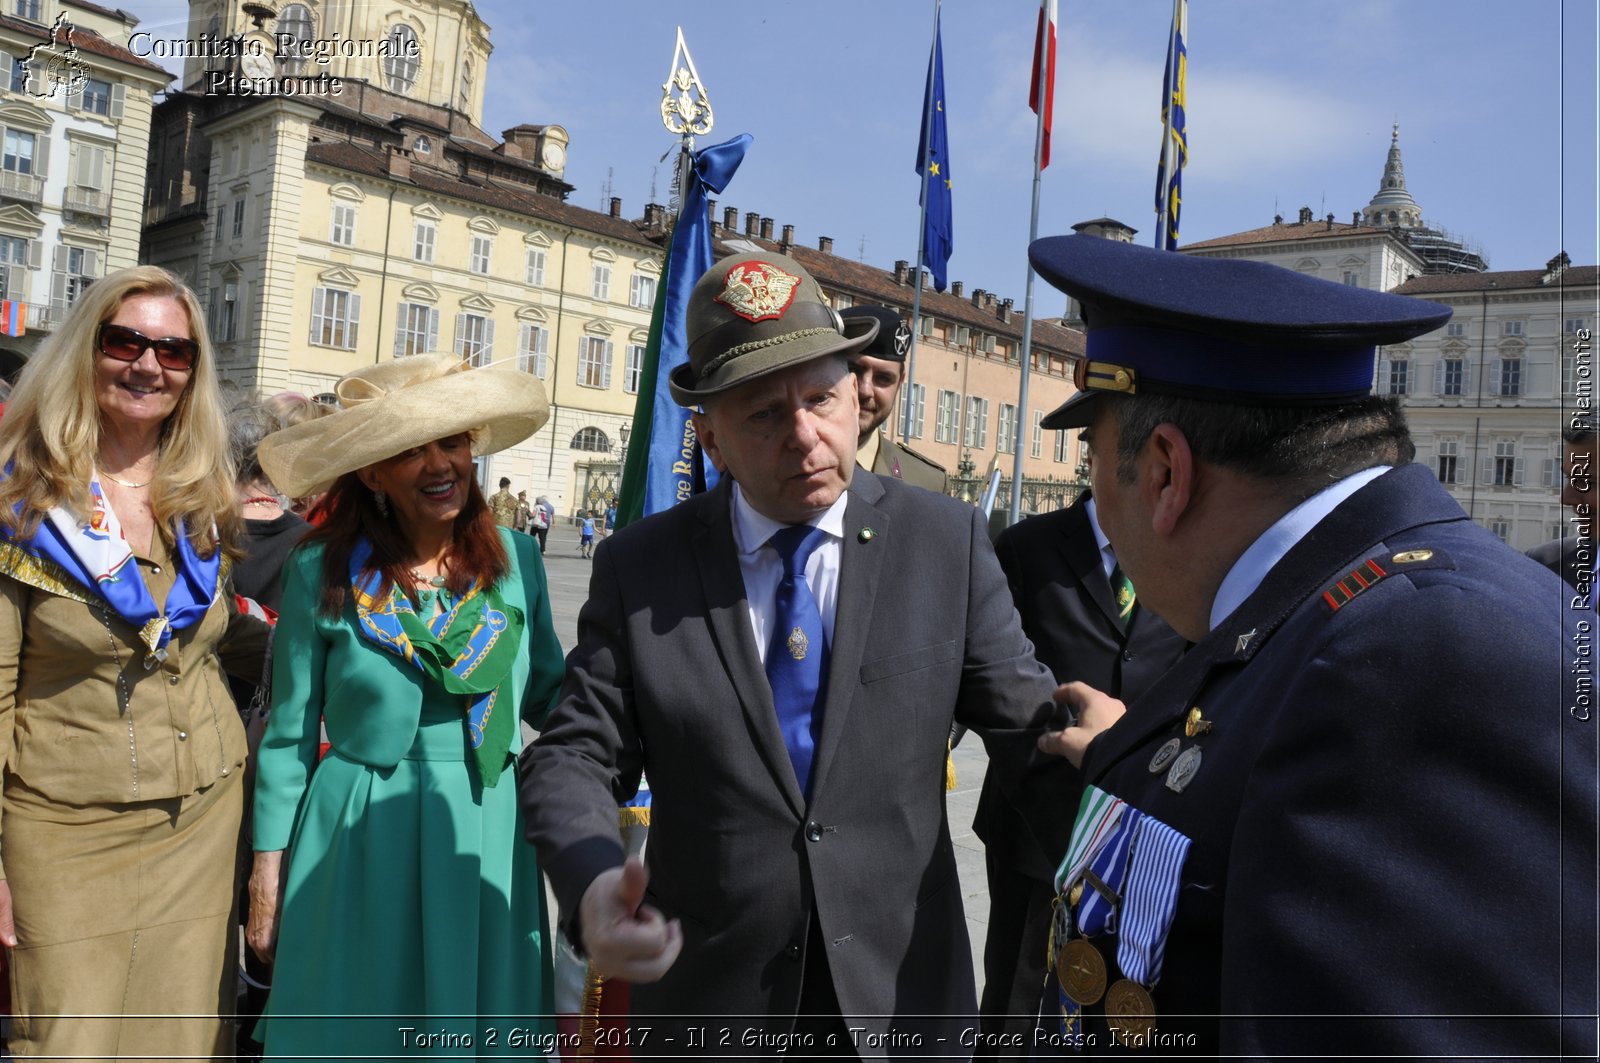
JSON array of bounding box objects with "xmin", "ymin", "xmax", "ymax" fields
[
  {"xmin": 276, "ymin": 4, "xmax": 314, "ymax": 74},
  {"xmin": 459, "ymin": 59, "xmax": 473, "ymax": 111},
  {"xmin": 570, "ymin": 427, "xmax": 611, "ymax": 453},
  {"xmin": 384, "ymin": 25, "xmax": 421, "ymax": 94}
]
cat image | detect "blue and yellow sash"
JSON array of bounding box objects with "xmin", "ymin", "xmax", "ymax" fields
[{"xmin": 348, "ymin": 539, "xmax": 523, "ymax": 786}]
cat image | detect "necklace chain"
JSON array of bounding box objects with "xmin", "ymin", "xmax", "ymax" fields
[{"xmin": 102, "ymin": 471, "xmax": 154, "ymax": 489}]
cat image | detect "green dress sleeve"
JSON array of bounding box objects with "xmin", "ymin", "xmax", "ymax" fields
[{"xmin": 252, "ymin": 546, "xmax": 328, "ymax": 851}]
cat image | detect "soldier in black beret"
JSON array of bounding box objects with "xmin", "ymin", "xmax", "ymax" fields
[
  {"xmin": 839, "ymin": 304, "xmax": 947, "ymax": 494},
  {"xmin": 1029, "ymin": 234, "xmax": 1595, "ymax": 1057}
]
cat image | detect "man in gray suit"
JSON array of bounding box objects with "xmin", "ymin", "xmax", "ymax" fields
[{"xmin": 520, "ymin": 251, "xmax": 1069, "ymax": 1051}]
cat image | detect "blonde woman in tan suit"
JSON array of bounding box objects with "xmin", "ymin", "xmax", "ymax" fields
[{"xmin": 0, "ymin": 266, "xmax": 267, "ymax": 1059}]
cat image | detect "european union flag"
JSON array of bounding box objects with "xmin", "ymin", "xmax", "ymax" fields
[
  {"xmin": 1154, "ymin": 0, "xmax": 1188, "ymax": 250},
  {"xmin": 916, "ymin": 14, "xmax": 953, "ymax": 291}
]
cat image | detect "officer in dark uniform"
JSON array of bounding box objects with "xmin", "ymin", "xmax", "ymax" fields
[
  {"xmin": 840, "ymin": 304, "xmax": 947, "ymax": 494},
  {"xmin": 974, "ymin": 493, "xmax": 1185, "ymax": 1052},
  {"xmin": 1029, "ymin": 235, "xmax": 1597, "ymax": 1057}
]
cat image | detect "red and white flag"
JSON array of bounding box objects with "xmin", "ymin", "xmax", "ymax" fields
[{"xmin": 1030, "ymin": 0, "xmax": 1058, "ymax": 169}]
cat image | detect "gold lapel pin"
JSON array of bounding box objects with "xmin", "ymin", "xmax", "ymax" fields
[{"xmin": 1184, "ymin": 706, "xmax": 1212, "ymax": 737}]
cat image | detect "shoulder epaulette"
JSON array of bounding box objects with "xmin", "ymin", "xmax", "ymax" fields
[
  {"xmin": 894, "ymin": 441, "xmax": 946, "ymax": 474},
  {"xmin": 1320, "ymin": 548, "xmax": 1455, "ymax": 613}
]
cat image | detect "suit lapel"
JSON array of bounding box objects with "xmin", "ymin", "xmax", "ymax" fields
[
  {"xmin": 808, "ymin": 474, "xmax": 889, "ymax": 804},
  {"xmin": 1060, "ymin": 499, "xmax": 1122, "ymax": 633},
  {"xmin": 691, "ymin": 480, "xmax": 807, "ymax": 816}
]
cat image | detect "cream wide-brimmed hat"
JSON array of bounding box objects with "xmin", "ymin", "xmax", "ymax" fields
[{"xmin": 258, "ymin": 354, "xmax": 550, "ymax": 497}]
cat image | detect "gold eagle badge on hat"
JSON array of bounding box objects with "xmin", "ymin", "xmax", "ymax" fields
[{"xmin": 715, "ymin": 261, "xmax": 801, "ymax": 322}]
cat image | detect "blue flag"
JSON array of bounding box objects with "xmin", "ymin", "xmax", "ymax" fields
[
  {"xmin": 915, "ymin": 14, "xmax": 953, "ymax": 291},
  {"xmin": 1154, "ymin": 0, "xmax": 1188, "ymax": 250},
  {"xmin": 615, "ymin": 134, "xmax": 752, "ymax": 530}
]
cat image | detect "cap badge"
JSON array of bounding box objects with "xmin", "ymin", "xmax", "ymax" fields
[
  {"xmin": 892, "ymin": 321, "xmax": 912, "ymax": 358},
  {"xmin": 715, "ymin": 261, "xmax": 801, "ymax": 322}
]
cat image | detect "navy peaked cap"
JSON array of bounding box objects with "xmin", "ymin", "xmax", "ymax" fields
[
  {"xmin": 1029, "ymin": 234, "xmax": 1453, "ymax": 429},
  {"xmin": 840, "ymin": 305, "xmax": 913, "ymax": 363}
]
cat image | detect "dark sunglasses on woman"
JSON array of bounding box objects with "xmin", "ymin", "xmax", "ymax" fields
[{"xmin": 97, "ymin": 323, "xmax": 200, "ymax": 372}]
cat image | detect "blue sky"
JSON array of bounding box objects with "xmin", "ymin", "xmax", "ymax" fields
[{"xmin": 132, "ymin": 0, "xmax": 1598, "ymax": 306}]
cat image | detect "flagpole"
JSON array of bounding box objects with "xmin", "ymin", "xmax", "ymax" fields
[
  {"xmin": 904, "ymin": 0, "xmax": 941, "ymax": 442},
  {"xmin": 1010, "ymin": 0, "xmax": 1053, "ymax": 526},
  {"xmin": 1154, "ymin": 0, "xmax": 1180, "ymax": 249}
]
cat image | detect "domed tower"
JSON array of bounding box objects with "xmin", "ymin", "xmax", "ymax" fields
[
  {"xmin": 1360, "ymin": 124, "xmax": 1423, "ymax": 229},
  {"xmin": 181, "ymin": 0, "xmax": 492, "ymax": 127}
]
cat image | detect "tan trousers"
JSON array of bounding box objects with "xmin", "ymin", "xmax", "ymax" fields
[{"xmin": 4, "ymin": 768, "xmax": 243, "ymax": 1061}]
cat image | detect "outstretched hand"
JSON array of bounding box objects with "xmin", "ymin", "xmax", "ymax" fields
[
  {"xmin": 579, "ymin": 856, "xmax": 682, "ymax": 982},
  {"xmin": 1038, "ymin": 681, "xmax": 1127, "ymax": 769}
]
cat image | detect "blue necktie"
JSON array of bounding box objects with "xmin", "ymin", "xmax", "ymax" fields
[{"xmin": 765, "ymin": 524, "xmax": 829, "ymax": 796}]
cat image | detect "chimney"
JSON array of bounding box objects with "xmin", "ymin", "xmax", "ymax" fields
[
  {"xmin": 999, "ymin": 298, "xmax": 1013, "ymax": 323},
  {"xmin": 706, "ymin": 199, "xmax": 716, "ymax": 224},
  {"xmin": 1297, "ymin": 206, "xmax": 1313, "ymax": 224},
  {"xmin": 818, "ymin": 235, "xmax": 833, "ymax": 254},
  {"xmin": 1352, "ymin": 211, "xmax": 1362, "ymax": 226},
  {"xmin": 781, "ymin": 223, "xmax": 794, "ymax": 247},
  {"xmin": 1273, "ymin": 213, "xmax": 1283, "ymax": 225},
  {"xmin": 724, "ymin": 206, "xmax": 738, "ymax": 229},
  {"xmin": 985, "ymin": 292, "xmax": 997, "ymax": 309},
  {"xmin": 643, "ymin": 203, "xmax": 664, "ymax": 228},
  {"xmin": 1326, "ymin": 212, "xmax": 1335, "ymax": 230},
  {"xmin": 1543, "ymin": 251, "xmax": 1572, "ymax": 284},
  {"xmin": 760, "ymin": 217, "xmax": 774, "ymax": 240},
  {"xmin": 609, "ymin": 197, "xmax": 622, "ymax": 218},
  {"xmin": 894, "ymin": 260, "xmax": 910, "ymax": 285},
  {"xmin": 745, "ymin": 211, "xmax": 759, "ymax": 236},
  {"xmin": 951, "ymin": 281, "xmax": 963, "ymax": 297},
  {"xmin": 971, "ymin": 287, "xmax": 985, "ymax": 307},
  {"xmin": 386, "ymin": 147, "xmax": 411, "ymax": 180}
]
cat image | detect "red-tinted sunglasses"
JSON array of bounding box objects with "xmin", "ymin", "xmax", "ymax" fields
[{"xmin": 97, "ymin": 323, "xmax": 200, "ymax": 372}]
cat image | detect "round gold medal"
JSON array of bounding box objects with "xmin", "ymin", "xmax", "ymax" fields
[
  {"xmin": 1104, "ymin": 978, "xmax": 1157, "ymax": 1042},
  {"xmin": 1055, "ymin": 938, "xmax": 1108, "ymax": 1005}
]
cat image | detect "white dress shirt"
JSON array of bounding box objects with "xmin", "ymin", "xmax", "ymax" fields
[
  {"xmin": 1208, "ymin": 466, "xmax": 1390, "ymax": 631},
  {"xmin": 1084, "ymin": 495, "xmax": 1118, "ymax": 582},
  {"xmin": 730, "ymin": 482, "xmax": 848, "ymax": 663}
]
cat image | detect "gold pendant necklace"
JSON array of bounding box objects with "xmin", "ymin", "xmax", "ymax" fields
[{"xmin": 102, "ymin": 471, "xmax": 154, "ymax": 489}]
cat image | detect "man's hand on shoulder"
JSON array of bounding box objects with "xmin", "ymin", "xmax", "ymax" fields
[
  {"xmin": 579, "ymin": 856, "xmax": 683, "ymax": 982},
  {"xmin": 1038, "ymin": 681, "xmax": 1127, "ymax": 769}
]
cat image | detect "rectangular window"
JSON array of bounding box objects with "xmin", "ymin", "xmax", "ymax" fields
[
  {"xmin": 231, "ymin": 199, "xmax": 246, "ymax": 238},
  {"xmin": 1031, "ymin": 410, "xmax": 1044, "ymax": 459},
  {"xmin": 2, "ymin": 129, "xmax": 34, "ymax": 173},
  {"xmin": 1446, "ymin": 323, "xmax": 1466, "ymax": 338},
  {"xmin": 578, "ymin": 336, "xmax": 613, "ymax": 388},
  {"xmin": 997, "ymin": 403, "xmax": 1017, "ymax": 455},
  {"xmin": 518, "ymin": 324, "xmax": 549, "ymax": 376},
  {"xmin": 624, "ymin": 343, "xmax": 645, "ymax": 394},
  {"xmin": 215, "ymin": 206, "xmax": 225, "ymax": 244},
  {"xmin": 413, "ymin": 221, "xmax": 435, "ymax": 263},
  {"xmin": 1054, "ymin": 430, "xmax": 1070, "ymax": 463},
  {"xmin": 469, "ymin": 234, "xmax": 493, "ymax": 275},
  {"xmin": 1489, "ymin": 520, "xmax": 1510, "ymax": 543},
  {"xmin": 963, "ymin": 397, "xmax": 989, "ymax": 450},
  {"xmin": 1493, "ymin": 441, "xmax": 1516, "ymax": 486},
  {"xmin": 218, "ymin": 280, "xmax": 238, "ymax": 340},
  {"xmin": 1499, "ymin": 357, "xmax": 1522, "ymax": 397},
  {"xmin": 1567, "ymin": 318, "xmax": 1590, "ymax": 335},
  {"xmin": 1386, "ymin": 359, "xmax": 1409, "ymax": 396},
  {"xmin": 1441, "ymin": 358, "xmax": 1464, "ymax": 397},
  {"xmin": 629, "ymin": 274, "xmax": 657, "ymax": 309},
  {"xmin": 591, "ymin": 262, "xmax": 611, "ymax": 301},
  {"xmin": 1502, "ymin": 320, "xmax": 1523, "ymax": 337},
  {"xmin": 1342, "ymin": 271, "xmax": 1360, "ymax": 287},
  {"xmin": 393, "ymin": 302, "xmax": 439, "ymax": 358},
  {"xmin": 7, "ymin": 56, "xmax": 26, "ymax": 94},
  {"xmin": 934, "ymin": 389, "xmax": 960, "ymax": 444},
  {"xmin": 898, "ymin": 382, "xmax": 926, "ymax": 440},
  {"xmin": 310, "ymin": 288, "xmax": 360, "ymax": 350},
  {"xmin": 330, "ymin": 202, "xmax": 356, "ymax": 246},
  {"xmin": 63, "ymin": 247, "xmax": 94, "ymax": 307},
  {"xmin": 13, "ymin": 1, "xmax": 40, "ymax": 22},
  {"xmin": 80, "ymin": 77, "xmax": 112, "ymax": 116},
  {"xmin": 454, "ymin": 312, "xmax": 493, "ymax": 367},
  {"xmin": 0, "ymin": 234, "xmax": 25, "ymax": 266},
  {"xmin": 525, "ymin": 248, "xmax": 546, "ymax": 287},
  {"xmin": 1436, "ymin": 440, "xmax": 1458, "ymax": 485}
]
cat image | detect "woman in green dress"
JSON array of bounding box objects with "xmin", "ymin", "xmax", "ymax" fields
[{"xmin": 245, "ymin": 354, "xmax": 560, "ymax": 1058}]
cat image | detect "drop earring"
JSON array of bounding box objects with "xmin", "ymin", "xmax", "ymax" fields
[{"xmin": 374, "ymin": 491, "xmax": 389, "ymax": 517}]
